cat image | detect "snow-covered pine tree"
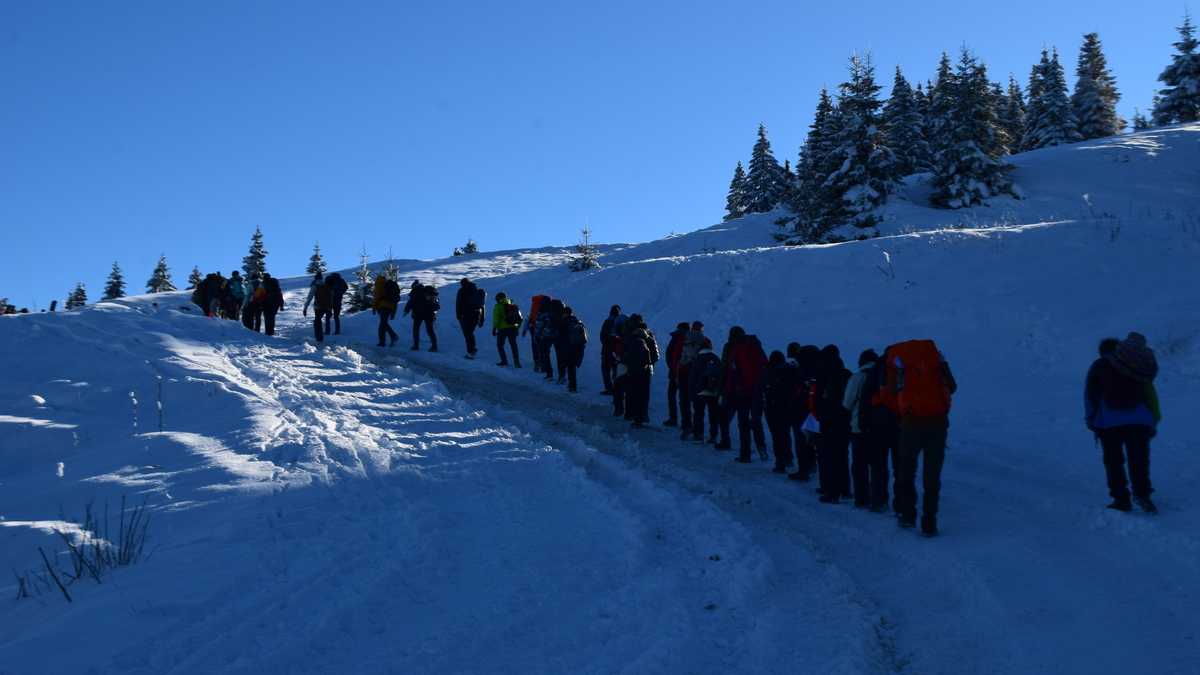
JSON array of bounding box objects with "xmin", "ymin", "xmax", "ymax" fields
[
  {"xmin": 1023, "ymin": 48, "xmax": 1081, "ymax": 149},
  {"xmin": 926, "ymin": 53, "xmax": 957, "ymax": 159},
  {"xmin": 102, "ymin": 261, "xmax": 126, "ymax": 300},
  {"xmin": 187, "ymin": 266, "xmax": 203, "ymax": 290},
  {"xmin": 780, "ymin": 159, "xmax": 797, "ymax": 207},
  {"xmin": 822, "ymin": 53, "xmax": 901, "ymax": 230},
  {"xmin": 382, "ymin": 247, "xmax": 400, "ymax": 282},
  {"xmin": 1152, "ymin": 13, "xmax": 1200, "ymax": 125},
  {"xmin": 883, "ymin": 65, "xmax": 932, "ymax": 175},
  {"xmin": 1132, "ymin": 109, "xmax": 1151, "ymax": 131},
  {"xmin": 347, "ymin": 246, "xmax": 373, "ymax": 313},
  {"xmin": 996, "ymin": 75, "xmax": 1027, "ymax": 154},
  {"xmin": 306, "ymin": 242, "xmax": 327, "ymax": 276},
  {"xmin": 147, "ymin": 255, "xmax": 177, "ymax": 293},
  {"xmin": 723, "ymin": 161, "xmax": 749, "ymax": 221},
  {"xmin": 782, "ymin": 88, "xmax": 843, "ymax": 242},
  {"xmin": 743, "ymin": 124, "xmax": 786, "ymax": 213},
  {"xmin": 1072, "ymin": 33, "xmax": 1124, "ymax": 139},
  {"xmin": 242, "ymin": 226, "xmax": 268, "ymax": 281},
  {"xmin": 567, "ymin": 226, "xmax": 601, "ymax": 271},
  {"xmin": 931, "ymin": 49, "xmax": 1015, "ymax": 209},
  {"xmin": 462, "ymin": 239, "xmax": 479, "ymax": 254},
  {"xmin": 65, "ymin": 282, "xmax": 87, "ymax": 310}
]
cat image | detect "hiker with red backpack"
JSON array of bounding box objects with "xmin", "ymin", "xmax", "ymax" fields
[
  {"xmin": 456, "ymin": 278, "xmax": 486, "ymax": 359},
  {"xmin": 885, "ymin": 339, "xmax": 958, "ymax": 536},
  {"xmin": 719, "ymin": 326, "xmax": 768, "ymax": 463},
  {"xmin": 403, "ymin": 281, "xmax": 440, "ymax": 352},
  {"xmin": 599, "ymin": 305, "xmax": 627, "ymax": 395},
  {"xmin": 1084, "ymin": 333, "xmax": 1161, "ymax": 514},
  {"xmin": 787, "ymin": 344, "xmax": 821, "ymax": 482},
  {"xmin": 664, "ymin": 322, "xmax": 690, "ymax": 428},
  {"xmin": 372, "ymin": 274, "xmax": 400, "ymax": 347},
  {"xmin": 523, "ymin": 295, "xmax": 550, "ymax": 372},
  {"xmin": 492, "ymin": 292, "xmax": 523, "ymax": 367},
  {"xmin": 843, "ymin": 349, "xmax": 893, "ymax": 511}
]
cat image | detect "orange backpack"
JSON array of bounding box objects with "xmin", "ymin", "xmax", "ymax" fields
[{"xmin": 886, "ymin": 339, "xmax": 952, "ymax": 419}]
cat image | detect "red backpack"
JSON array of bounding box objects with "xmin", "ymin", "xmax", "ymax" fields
[{"xmin": 886, "ymin": 339, "xmax": 952, "ymax": 419}]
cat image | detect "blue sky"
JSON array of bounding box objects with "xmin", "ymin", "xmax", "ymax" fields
[{"xmin": 0, "ymin": 0, "xmax": 1184, "ymax": 308}]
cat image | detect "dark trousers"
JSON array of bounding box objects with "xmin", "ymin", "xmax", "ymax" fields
[
  {"xmin": 667, "ymin": 374, "xmax": 680, "ymax": 423},
  {"xmin": 877, "ymin": 426, "xmax": 900, "ymax": 512},
  {"xmin": 851, "ymin": 432, "xmax": 890, "ymax": 508},
  {"xmin": 767, "ymin": 417, "xmax": 794, "ymax": 469},
  {"xmin": 895, "ymin": 425, "xmax": 948, "ymax": 521},
  {"xmin": 412, "ymin": 316, "xmax": 437, "ymax": 349},
  {"xmin": 561, "ymin": 345, "xmax": 582, "ymax": 391},
  {"xmin": 555, "ymin": 341, "xmax": 568, "ymax": 381},
  {"xmin": 692, "ymin": 396, "xmax": 719, "ymax": 439},
  {"xmin": 792, "ymin": 419, "xmax": 814, "ymax": 477},
  {"xmin": 460, "ymin": 317, "xmax": 478, "ymax": 354},
  {"xmin": 242, "ymin": 304, "xmax": 258, "ymax": 331},
  {"xmin": 676, "ymin": 368, "xmax": 692, "ymax": 430},
  {"xmin": 613, "ymin": 374, "xmax": 627, "ymax": 416},
  {"xmin": 626, "ymin": 371, "xmax": 650, "ymax": 423},
  {"xmin": 601, "ymin": 349, "xmax": 615, "ymax": 392},
  {"xmin": 314, "ymin": 310, "xmax": 331, "ymax": 342},
  {"xmin": 728, "ymin": 398, "xmax": 766, "ymax": 458},
  {"xmin": 818, "ymin": 431, "xmax": 851, "ymax": 499},
  {"xmin": 1098, "ymin": 425, "xmax": 1153, "ymax": 501},
  {"xmin": 496, "ymin": 327, "xmax": 520, "ymax": 365},
  {"xmin": 530, "ymin": 335, "xmax": 542, "ymax": 371},
  {"xmin": 263, "ymin": 309, "xmax": 278, "ymax": 336},
  {"xmin": 327, "ymin": 298, "xmax": 342, "ymax": 334},
  {"xmin": 378, "ymin": 311, "xmax": 398, "ymax": 345}
]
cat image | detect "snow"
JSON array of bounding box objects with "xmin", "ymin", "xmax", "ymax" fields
[{"xmin": 3, "ymin": 124, "xmax": 1200, "ymax": 674}]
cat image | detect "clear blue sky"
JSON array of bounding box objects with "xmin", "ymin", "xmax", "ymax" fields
[{"xmin": 0, "ymin": 0, "xmax": 1183, "ymax": 309}]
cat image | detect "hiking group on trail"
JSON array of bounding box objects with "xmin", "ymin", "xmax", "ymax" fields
[{"xmin": 190, "ymin": 270, "xmax": 287, "ymax": 336}]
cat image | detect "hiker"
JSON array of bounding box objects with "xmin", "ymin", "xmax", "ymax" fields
[
  {"xmin": 720, "ymin": 326, "xmax": 768, "ymax": 463},
  {"xmin": 492, "ymin": 292, "xmax": 522, "ymax": 367},
  {"xmin": 786, "ymin": 343, "xmax": 820, "ymax": 482},
  {"xmin": 303, "ymin": 274, "xmax": 334, "ymax": 343},
  {"xmin": 403, "ymin": 281, "xmax": 439, "ymax": 352},
  {"xmin": 599, "ymin": 305, "xmax": 626, "ymax": 395},
  {"xmin": 523, "ymin": 295, "xmax": 551, "ymax": 372},
  {"xmin": 242, "ymin": 276, "xmax": 265, "ymax": 332},
  {"xmin": 764, "ymin": 350, "xmax": 798, "ymax": 473},
  {"xmin": 228, "ymin": 271, "xmax": 246, "ymax": 319},
  {"xmin": 608, "ymin": 318, "xmax": 628, "ymax": 417},
  {"xmin": 558, "ymin": 307, "xmax": 588, "ymax": 392},
  {"xmin": 887, "ymin": 340, "xmax": 958, "ymax": 536},
  {"xmin": 1085, "ymin": 333, "xmax": 1161, "ymax": 514},
  {"xmin": 537, "ymin": 300, "xmax": 562, "ymax": 381},
  {"xmin": 325, "ymin": 272, "xmax": 349, "ymax": 335},
  {"xmin": 622, "ymin": 314, "xmax": 659, "ymax": 427},
  {"xmin": 675, "ymin": 321, "xmax": 706, "ymax": 436},
  {"xmin": 371, "ymin": 274, "xmax": 400, "ymax": 347},
  {"xmin": 261, "ymin": 274, "xmax": 284, "ymax": 336},
  {"xmin": 843, "ymin": 349, "xmax": 893, "ymax": 511},
  {"xmin": 814, "ymin": 345, "xmax": 852, "ymax": 503},
  {"xmin": 302, "ymin": 272, "xmax": 325, "ymax": 319},
  {"xmin": 688, "ymin": 345, "xmax": 723, "ymax": 444},
  {"xmin": 664, "ymin": 322, "xmax": 690, "ymax": 428},
  {"xmin": 456, "ymin": 278, "xmax": 486, "ymax": 358}
]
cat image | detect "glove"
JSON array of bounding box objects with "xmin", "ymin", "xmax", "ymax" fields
[{"xmin": 303, "ymin": 309, "xmax": 307, "ymax": 317}]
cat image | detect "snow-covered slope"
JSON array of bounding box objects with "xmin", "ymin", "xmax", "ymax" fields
[{"xmin": 2, "ymin": 124, "xmax": 1199, "ymax": 674}]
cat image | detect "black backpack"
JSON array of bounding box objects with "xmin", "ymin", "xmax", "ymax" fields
[
  {"xmin": 424, "ymin": 286, "xmax": 441, "ymax": 312},
  {"xmin": 505, "ymin": 302, "xmax": 523, "ymax": 326},
  {"xmin": 328, "ymin": 273, "xmax": 348, "ymax": 296},
  {"xmin": 568, "ymin": 318, "xmax": 587, "ymax": 346},
  {"xmin": 385, "ymin": 280, "xmax": 401, "ymax": 304},
  {"xmin": 474, "ymin": 287, "xmax": 486, "ymax": 310}
]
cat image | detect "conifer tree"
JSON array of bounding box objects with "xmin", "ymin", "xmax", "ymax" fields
[
  {"xmin": 926, "ymin": 53, "xmax": 958, "ymax": 158},
  {"xmin": 997, "ymin": 75, "xmax": 1027, "ymax": 154},
  {"xmin": 1132, "ymin": 109, "xmax": 1152, "ymax": 131},
  {"xmin": 931, "ymin": 49, "xmax": 1015, "ymax": 209},
  {"xmin": 382, "ymin": 247, "xmax": 400, "ymax": 282},
  {"xmin": 1023, "ymin": 48, "xmax": 1081, "ymax": 149},
  {"xmin": 462, "ymin": 239, "xmax": 479, "ymax": 254},
  {"xmin": 743, "ymin": 124, "xmax": 786, "ymax": 213},
  {"xmin": 147, "ymin": 255, "xmax": 177, "ymax": 294},
  {"xmin": 883, "ymin": 65, "xmax": 932, "ymax": 174},
  {"xmin": 306, "ymin": 242, "xmax": 327, "ymax": 276},
  {"xmin": 102, "ymin": 261, "xmax": 126, "ymax": 300},
  {"xmin": 187, "ymin": 266, "xmax": 203, "ymax": 290},
  {"xmin": 348, "ymin": 246, "xmax": 373, "ymax": 313},
  {"xmin": 783, "ymin": 88, "xmax": 843, "ymax": 242},
  {"xmin": 723, "ymin": 161, "xmax": 749, "ymax": 221},
  {"xmin": 567, "ymin": 226, "xmax": 602, "ymax": 271},
  {"xmin": 1072, "ymin": 33, "xmax": 1124, "ymax": 139},
  {"xmin": 1153, "ymin": 13, "xmax": 1200, "ymax": 125},
  {"xmin": 65, "ymin": 283, "xmax": 87, "ymax": 310},
  {"xmin": 242, "ymin": 226, "xmax": 268, "ymax": 281}
]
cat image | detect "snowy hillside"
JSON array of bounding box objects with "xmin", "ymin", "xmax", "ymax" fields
[{"xmin": 2, "ymin": 124, "xmax": 1200, "ymax": 675}]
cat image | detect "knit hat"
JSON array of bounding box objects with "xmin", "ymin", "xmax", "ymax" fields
[{"xmin": 1111, "ymin": 332, "xmax": 1158, "ymax": 383}]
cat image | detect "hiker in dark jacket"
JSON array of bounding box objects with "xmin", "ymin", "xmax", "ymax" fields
[
  {"xmin": 843, "ymin": 349, "xmax": 891, "ymax": 510},
  {"xmin": 675, "ymin": 321, "xmax": 706, "ymax": 438},
  {"xmin": 558, "ymin": 307, "xmax": 588, "ymax": 393},
  {"xmin": 599, "ymin": 305, "xmax": 626, "ymax": 395},
  {"xmin": 764, "ymin": 350, "xmax": 797, "ymax": 473},
  {"xmin": 372, "ymin": 275, "xmax": 400, "ymax": 347},
  {"xmin": 455, "ymin": 278, "xmax": 485, "ymax": 358},
  {"xmin": 786, "ymin": 343, "xmax": 820, "ymax": 482},
  {"xmin": 890, "ymin": 341, "xmax": 958, "ymax": 536},
  {"xmin": 664, "ymin": 323, "xmax": 690, "ymax": 428},
  {"xmin": 325, "ymin": 272, "xmax": 349, "ymax": 335},
  {"xmin": 261, "ymin": 274, "xmax": 284, "ymax": 336},
  {"xmin": 303, "ymin": 275, "xmax": 335, "ymax": 343},
  {"xmin": 719, "ymin": 326, "xmax": 768, "ymax": 462},
  {"xmin": 403, "ymin": 280, "xmax": 439, "ymax": 352},
  {"xmin": 688, "ymin": 345, "xmax": 721, "ymax": 443},
  {"xmin": 1084, "ymin": 333, "xmax": 1161, "ymax": 514},
  {"xmin": 815, "ymin": 345, "xmax": 852, "ymax": 503},
  {"xmin": 622, "ymin": 314, "xmax": 658, "ymax": 427}
]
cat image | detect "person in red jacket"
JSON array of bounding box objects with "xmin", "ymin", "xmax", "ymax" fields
[
  {"xmin": 523, "ymin": 294, "xmax": 551, "ymax": 372},
  {"xmin": 720, "ymin": 326, "xmax": 768, "ymax": 463},
  {"xmin": 663, "ymin": 322, "xmax": 690, "ymax": 427}
]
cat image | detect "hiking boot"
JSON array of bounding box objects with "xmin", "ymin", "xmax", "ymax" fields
[
  {"xmin": 920, "ymin": 517, "xmax": 938, "ymax": 537},
  {"xmin": 1133, "ymin": 496, "xmax": 1158, "ymax": 514},
  {"xmin": 631, "ymin": 420, "xmax": 646, "ymax": 429},
  {"xmin": 663, "ymin": 419, "xmax": 678, "ymax": 428},
  {"xmin": 788, "ymin": 471, "xmax": 810, "ymax": 482},
  {"xmin": 514, "ymin": 362, "xmax": 522, "ymax": 369},
  {"xmin": 714, "ymin": 441, "xmax": 732, "ymax": 451},
  {"xmin": 1106, "ymin": 499, "xmax": 1133, "ymax": 512},
  {"xmin": 818, "ymin": 494, "xmax": 840, "ymax": 504}
]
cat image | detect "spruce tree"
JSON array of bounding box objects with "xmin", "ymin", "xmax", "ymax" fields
[
  {"xmin": 242, "ymin": 226, "xmax": 268, "ymax": 281},
  {"xmin": 1023, "ymin": 48, "xmax": 1081, "ymax": 149},
  {"xmin": 147, "ymin": 255, "xmax": 177, "ymax": 293},
  {"xmin": 462, "ymin": 239, "xmax": 479, "ymax": 254},
  {"xmin": 723, "ymin": 162, "xmax": 749, "ymax": 221},
  {"xmin": 997, "ymin": 75, "xmax": 1027, "ymax": 154},
  {"xmin": 1072, "ymin": 33, "xmax": 1124, "ymax": 139},
  {"xmin": 823, "ymin": 53, "xmax": 901, "ymax": 230},
  {"xmin": 788, "ymin": 87, "xmax": 842, "ymax": 241},
  {"xmin": 926, "ymin": 53, "xmax": 958, "ymax": 158},
  {"xmin": 102, "ymin": 261, "xmax": 126, "ymax": 300},
  {"xmin": 743, "ymin": 124, "xmax": 786, "ymax": 213},
  {"xmin": 187, "ymin": 266, "xmax": 203, "ymax": 290},
  {"xmin": 1152, "ymin": 13, "xmax": 1200, "ymax": 125},
  {"xmin": 348, "ymin": 246, "xmax": 374, "ymax": 313},
  {"xmin": 65, "ymin": 283, "xmax": 87, "ymax": 310},
  {"xmin": 567, "ymin": 226, "xmax": 602, "ymax": 271},
  {"xmin": 883, "ymin": 66, "xmax": 932, "ymax": 175},
  {"xmin": 1132, "ymin": 109, "xmax": 1152, "ymax": 131},
  {"xmin": 931, "ymin": 49, "xmax": 1015, "ymax": 209},
  {"xmin": 306, "ymin": 242, "xmax": 327, "ymax": 276},
  {"xmin": 382, "ymin": 247, "xmax": 400, "ymax": 282}
]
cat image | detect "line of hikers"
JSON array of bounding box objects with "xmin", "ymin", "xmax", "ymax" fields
[{"xmin": 191, "ymin": 270, "xmax": 293, "ymax": 337}]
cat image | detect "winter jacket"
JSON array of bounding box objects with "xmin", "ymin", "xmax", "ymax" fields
[
  {"xmin": 262, "ymin": 277, "xmax": 285, "ymax": 312},
  {"xmin": 665, "ymin": 329, "xmax": 687, "ymax": 375},
  {"xmin": 1085, "ymin": 356, "xmax": 1161, "ymax": 431},
  {"xmin": 524, "ymin": 295, "xmax": 550, "ymax": 336},
  {"xmin": 229, "ymin": 276, "xmax": 246, "ymax": 303},
  {"xmin": 689, "ymin": 350, "xmax": 723, "ymax": 398},
  {"xmin": 327, "ymin": 273, "xmax": 349, "ymax": 300},
  {"xmin": 600, "ymin": 314, "xmax": 628, "ymax": 348},
  {"xmin": 764, "ymin": 359, "xmax": 799, "ymax": 425},
  {"xmin": 623, "ymin": 327, "xmax": 659, "ymax": 375},
  {"xmin": 456, "ymin": 281, "xmax": 484, "ymax": 322},
  {"xmin": 722, "ymin": 335, "xmax": 767, "ymax": 402},
  {"xmin": 372, "ymin": 276, "xmax": 398, "ymax": 313},
  {"xmin": 842, "ymin": 364, "xmax": 873, "ymax": 434},
  {"xmin": 404, "ymin": 283, "xmax": 438, "ymax": 320},
  {"xmin": 493, "ymin": 298, "xmax": 519, "ymax": 331}
]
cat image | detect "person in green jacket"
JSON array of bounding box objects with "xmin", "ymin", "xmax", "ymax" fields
[{"xmin": 492, "ymin": 292, "xmax": 522, "ymax": 367}]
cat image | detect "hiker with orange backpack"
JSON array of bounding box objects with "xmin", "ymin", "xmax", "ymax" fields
[
  {"xmin": 885, "ymin": 339, "xmax": 958, "ymax": 536},
  {"xmin": 372, "ymin": 274, "xmax": 400, "ymax": 347}
]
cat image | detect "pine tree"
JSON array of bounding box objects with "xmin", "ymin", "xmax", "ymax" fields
[
  {"xmin": 306, "ymin": 242, "xmax": 327, "ymax": 276},
  {"xmin": 65, "ymin": 283, "xmax": 87, "ymax": 310},
  {"xmin": 382, "ymin": 247, "xmax": 400, "ymax": 282},
  {"xmin": 1072, "ymin": 33, "xmax": 1124, "ymax": 139},
  {"xmin": 1132, "ymin": 109, "xmax": 1152, "ymax": 131},
  {"xmin": 462, "ymin": 239, "xmax": 479, "ymax": 254},
  {"xmin": 242, "ymin": 226, "xmax": 268, "ymax": 281},
  {"xmin": 1153, "ymin": 13, "xmax": 1200, "ymax": 125},
  {"xmin": 567, "ymin": 226, "xmax": 602, "ymax": 271},
  {"xmin": 187, "ymin": 266, "xmax": 203, "ymax": 290},
  {"xmin": 102, "ymin": 261, "xmax": 126, "ymax": 300},
  {"xmin": 997, "ymin": 75, "xmax": 1027, "ymax": 154},
  {"xmin": 931, "ymin": 49, "xmax": 1015, "ymax": 209},
  {"xmin": 743, "ymin": 124, "xmax": 787, "ymax": 213},
  {"xmin": 146, "ymin": 255, "xmax": 177, "ymax": 293},
  {"xmin": 883, "ymin": 65, "xmax": 932, "ymax": 175},
  {"xmin": 822, "ymin": 53, "xmax": 901, "ymax": 230},
  {"xmin": 788, "ymin": 88, "xmax": 841, "ymax": 236},
  {"xmin": 1023, "ymin": 48, "xmax": 1081, "ymax": 149},
  {"xmin": 348, "ymin": 246, "xmax": 373, "ymax": 313},
  {"xmin": 926, "ymin": 53, "xmax": 958, "ymax": 158},
  {"xmin": 723, "ymin": 161, "xmax": 749, "ymax": 221}
]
